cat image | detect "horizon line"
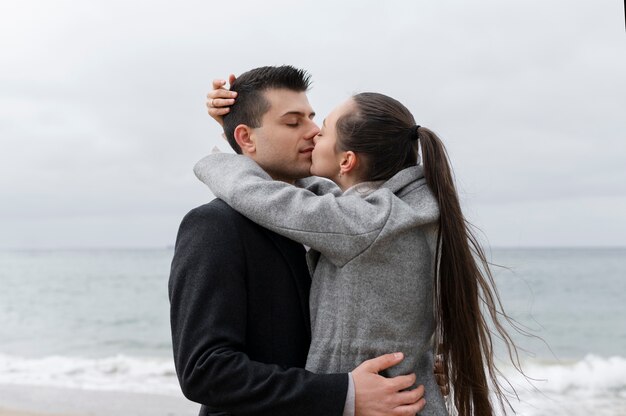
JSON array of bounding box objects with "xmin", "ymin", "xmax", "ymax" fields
[{"xmin": 1, "ymin": 245, "xmax": 625, "ymax": 252}]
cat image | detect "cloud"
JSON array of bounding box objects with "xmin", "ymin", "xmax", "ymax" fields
[{"xmin": 1, "ymin": 0, "xmax": 624, "ymax": 248}]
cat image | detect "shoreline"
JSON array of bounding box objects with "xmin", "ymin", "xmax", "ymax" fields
[
  {"xmin": 0, "ymin": 408, "xmax": 64, "ymax": 416},
  {"xmin": 0, "ymin": 384, "xmax": 198, "ymax": 416}
]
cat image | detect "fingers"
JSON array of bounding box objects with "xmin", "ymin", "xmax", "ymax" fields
[
  {"xmin": 206, "ymin": 84, "xmax": 237, "ymax": 119},
  {"xmin": 207, "ymin": 89, "xmax": 237, "ymax": 100},
  {"xmin": 205, "ymin": 76, "xmax": 237, "ymax": 127},
  {"xmin": 391, "ymin": 398, "xmax": 426, "ymax": 416},
  {"xmin": 359, "ymin": 352, "xmax": 404, "ymax": 374},
  {"xmin": 208, "ymin": 107, "xmax": 230, "ymax": 117},
  {"xmin": 207, "ymin": 76, "xmax": 237, "ymax": 103},
  {"xmin": 434, "ymin": 356, "xmax": 443, "ymax": 373},
  {"xmin": 434, "ymin": 351, "xmax": 449, "ymax": 396},
  {"xmin": 388, "ymin": 373, "xmax": 416, "ymax": 391},
  {"xmin": 207, "ymin": 97, "xmax": 236, "ymax": 109},
  {"xmin": 206, "ymin": 91, "xmax": 236, "ymax": 119},
  {"xmin": 434, "ymin": 355, "xmax": 450, "ymax": 396},
  {"xmin": 436, "ymin": 371, "xmax": 450, "ymax": 396},
  {"xmin": 393, "ymin": 384, "xmax": 424, "ymax": 406},
  {"xmin": 211, "ymin": 78, "xmax": 227, "ymax": 90},
  {"xmin": 207, "ymin": 98, "xmax": 234, "ymax": 117},
  {"xmin": 435, "ymin": 372, "xmax": 447, "ymax": 385}
]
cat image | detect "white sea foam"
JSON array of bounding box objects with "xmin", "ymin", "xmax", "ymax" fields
[
  {"xmin": 496, "ymin": 355, "xmax": 626, "ymax": 416},
  {"xmin": 0, "ymin": 353, "xmax": 181, "ymax": 396},
  {"xmin": 2, "ymin": 353, "xmax": 626, "ymax": 415}
]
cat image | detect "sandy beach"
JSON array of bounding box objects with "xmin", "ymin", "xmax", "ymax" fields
[
  {"xmin": 0, "ymin": 408, "xmax": 62, "ymax": 416},
  {"xmin": 0, "ymin": 384, "xmax": 198, "ymax": 416}
]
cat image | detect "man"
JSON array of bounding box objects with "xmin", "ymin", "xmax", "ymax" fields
[{"xmin": 169, "ymin": 66, "xmax": 427, "ymax": 416}]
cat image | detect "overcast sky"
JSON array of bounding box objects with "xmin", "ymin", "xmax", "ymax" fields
[{"xmin": 1, "ymin": 0, "xmax": 625, "ymax": 249}]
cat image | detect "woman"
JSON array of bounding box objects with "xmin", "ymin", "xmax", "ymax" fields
[{"xmin": 198, "ymin": 90, "xmax": 518, "ymax": 416}]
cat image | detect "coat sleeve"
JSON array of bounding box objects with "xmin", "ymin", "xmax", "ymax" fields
[
  {"xmin": 193, "ymin": 154, "xmax": 419, "ymax": 266},
  {"xmin": 168, "ymin": 204, "xmax": 348, "ymax": 416},
  {"xmin": 295, "ymin": 176, "xmax": 343, "ymax": 197}
]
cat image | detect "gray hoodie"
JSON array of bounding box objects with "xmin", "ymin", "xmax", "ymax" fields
[{"xmin": 194, "ymin": 154, "xmax": 448, "ymax": 415}]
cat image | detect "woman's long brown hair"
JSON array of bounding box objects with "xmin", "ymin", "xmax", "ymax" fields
[{"xmin": 337, "ymin": 92, "xmax": 520, "ymax": 416}]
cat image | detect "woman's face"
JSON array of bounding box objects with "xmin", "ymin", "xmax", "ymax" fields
[{"xmin": 310, "ymin": 98, "xmax": 355, "ymax": 180}]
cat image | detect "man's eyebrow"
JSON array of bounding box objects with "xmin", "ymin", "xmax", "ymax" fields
[{"xmin": 280, "ymin": 111, "xmax": 316, "ymax": 118}]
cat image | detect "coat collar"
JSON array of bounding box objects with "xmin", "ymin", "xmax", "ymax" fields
[
  {"xmin": 343, "ymin": 165, "xmax": 426, "ymax": 198},
  {"xmin": 380, "ymin": 165, "xmax": 426, "ymax": 194}
]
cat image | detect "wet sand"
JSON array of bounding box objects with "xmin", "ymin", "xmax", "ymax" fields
[{"xmin": 0, "ymin": 384, "xmax": 198, "ymax": 416}]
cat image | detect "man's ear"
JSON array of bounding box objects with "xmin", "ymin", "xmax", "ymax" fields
[
  {"xmin": 339, "ymin": 151, "xmax": 359, "ymax": 175},
  {"xmin": 234, "ymin": 124, "xmax": 255, "ymax": 154}
]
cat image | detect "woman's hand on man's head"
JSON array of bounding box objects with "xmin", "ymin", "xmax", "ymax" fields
[{"xmin": 206, "ymin": 74, "xmax": 237, "ymax": 127}]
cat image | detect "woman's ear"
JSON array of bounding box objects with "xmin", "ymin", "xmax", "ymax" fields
[
  {"xmin": 339, "ymin": 150, "xmax": 359, "ymax": 175},
  {"xmin": 234, "ymin": 125, "xmax": 255, "ymax": 154}
]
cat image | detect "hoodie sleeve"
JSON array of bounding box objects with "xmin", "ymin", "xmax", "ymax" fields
[
  {"xmin": 193, "ymin": 153, "xmax": 419, "ymax": 266},
  {"xmin": 295, "ymin": 176, "xmax": 343, "ymax": 197}
]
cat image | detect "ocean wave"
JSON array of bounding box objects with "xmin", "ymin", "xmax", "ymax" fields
[
  {"xmin": 497, "ymin": 355, "xmax": 626, "ymax": 416},
  {"xmin": 1, "ymin": 353, "xmax": 625, "ymax": 414},
  {"xmin": 502, "ymin": 354, "xmax": 626, "ymax": 394},
  {"xmin": 0, "ymin": 353, "xmax": 181, "ymax": 395}
]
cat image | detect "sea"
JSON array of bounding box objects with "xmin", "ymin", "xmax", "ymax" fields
[{"xmin": 0, "ymin": 247, "xmax": 624, "ymax": 415}]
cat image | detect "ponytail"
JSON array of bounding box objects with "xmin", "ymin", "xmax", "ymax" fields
[{"xmin": 419, "ymin": 127, "xmax": 517, "ymax": 415}]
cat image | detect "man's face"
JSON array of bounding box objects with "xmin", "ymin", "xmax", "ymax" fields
[{"xmin": 248, "ymin": 88, "xmax": 319, "ymax": 182}]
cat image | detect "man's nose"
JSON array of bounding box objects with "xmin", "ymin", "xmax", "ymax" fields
[{"xmin": 304, "ymin": 121, "xmax": 320, "ymax": 141}]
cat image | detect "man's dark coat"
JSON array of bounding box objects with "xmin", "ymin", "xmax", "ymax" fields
[{"xmin": 169, "ymin": 199, "xmax": 348, "ymax": 416}]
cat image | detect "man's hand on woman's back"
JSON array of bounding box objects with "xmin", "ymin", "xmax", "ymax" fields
[{"xmin": 352, "ymin": 353, "xmax": 426, "ymax": 416}]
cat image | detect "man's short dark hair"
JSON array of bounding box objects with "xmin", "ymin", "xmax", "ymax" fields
[{"xmin": 223, "ymin": 65, "xmax": 312, "ymax": 154}]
